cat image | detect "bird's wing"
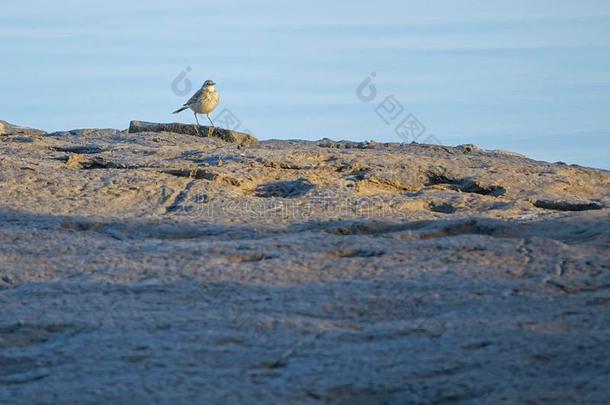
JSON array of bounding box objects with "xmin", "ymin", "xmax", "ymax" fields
[{"xmin": 184, "ymin": 88, "xmax": 203, "ymax": 106}]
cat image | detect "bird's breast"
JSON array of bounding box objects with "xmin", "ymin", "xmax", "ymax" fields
[{"xmin": 197, "ymin": 91, "xmax": 220, "ymax": 114}]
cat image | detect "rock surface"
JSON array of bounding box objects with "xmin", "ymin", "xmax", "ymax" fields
[
  {"xmin": 0, "ymin": 125, "xmax": 609, "ymax": 403},
  {"xmin": 129, "ymin": 120, "xmax": 258, "ymax": 144},
  {"xmin": 0, "ymin": 120, "xmax": 46, "ymax": 137}
]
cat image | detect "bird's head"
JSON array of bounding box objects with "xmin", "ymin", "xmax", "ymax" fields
[{"xmin": 203, "ymin": 80, "xmax": 216, "ymax": 88}]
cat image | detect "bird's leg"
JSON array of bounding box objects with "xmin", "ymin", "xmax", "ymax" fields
[
  {"xmin": 193, "ymin": 113, "xmax": 201, "ymax": 136},
  {"xmin": 207, "ymin": 113, "xmax": 215, "ymax": 137}
]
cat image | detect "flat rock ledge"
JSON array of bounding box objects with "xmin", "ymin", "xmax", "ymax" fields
[
  {"xmin": 1, "ymin": 121, "xmax": 610, "ymax": 403},
  {"xmin": 0, "ymin": 120, "xmax": 46, "ymax": 137},
  {"xmin": 533, "ymin": 198, "xmax": 604, "ymax": 211},
  {"xmin": 128, "ymin": 120, "xmax": 257, "ymax": 144}
]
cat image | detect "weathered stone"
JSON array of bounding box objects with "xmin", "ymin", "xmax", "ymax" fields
[
  {"xmin": 66, "ymin": 154, "xmax": 114, "ymax": 169},
  {"xmin": 128, "ymin": 120, "xmax": 257, "ymax": 144},
  {"xmin": 533, "ymin": 199, "xmax": 603, "ymax": 211},
  {"xmin": 0, "ymin": 125, "xmax": 609, "ymax": 404},
  {"xmin": 491, "ymin": 149, "xmax": 528, "ymax": 158},
  {"xmin": 456, "ymin": 143, "xmax": 482, "ymax": 153},
  {"xmin": 317, "ymin": 138, "xmax": 377, "ymax": 149},
  {"xmin": 48, "ymin": 128, "xmax": 120, "ymax": 137},
  {"xmin": 0, "ymin": 120, "xmax": 46, "ymax": 137},
  {"xmin": 50, "ymin": 145, "xmax": 104, "ymax": 154}
]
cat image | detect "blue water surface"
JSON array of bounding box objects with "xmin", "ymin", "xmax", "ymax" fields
[{"xmin": 1, "ymin": 0, "xmax": 609, "ymax": 168}]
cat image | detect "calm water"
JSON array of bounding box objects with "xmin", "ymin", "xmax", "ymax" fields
[{"xmin": 2, "ymin": 0, "xmax": 609, "ymax": 169}]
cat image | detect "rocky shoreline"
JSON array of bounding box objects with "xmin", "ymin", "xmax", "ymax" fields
[{"xmin": 1, "ymin": 120, "xmax": 609, "ymax": 403}]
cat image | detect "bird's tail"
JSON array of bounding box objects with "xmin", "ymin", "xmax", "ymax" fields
[{"xmin": 173, "ymin": 106, "xmax": 188, "ymax": 114}]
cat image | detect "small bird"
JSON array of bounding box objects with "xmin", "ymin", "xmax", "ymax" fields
[{"xmin": 173, "ymin": 80, "xmax": 220, "ymax": 135}]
